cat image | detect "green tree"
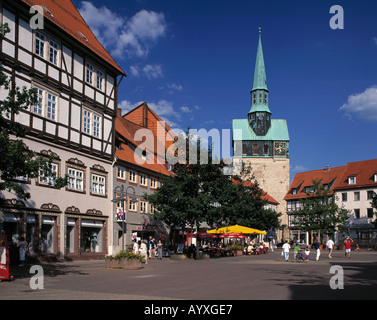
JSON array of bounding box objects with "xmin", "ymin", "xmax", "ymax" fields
[
  {"xmin": 292, "ymin": 179, "xmax": 349, "ymax": 241},
  {"xmin": 145, "ymin": 130, "xmax": 282, "ymax": 258},
  {"xmin": 0, "ymin": 23, "xmax": 67, "ymax": 201}
]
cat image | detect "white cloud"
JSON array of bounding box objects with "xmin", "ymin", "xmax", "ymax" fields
[
  {"xmin": 291, "ymin": 165, "xmax": 308, "ymax": 172},
  {"xmin": 129, "ymin": 65, "xmax": 139, "ymax": 77},
  {"xmin": 78, "ymin": 2, "xmax": 166, "ymax": 58},
  {"xmin": 180, "ymin": 106, "xmax": 192, "ymax": 113},
  {"xmin": 143, "ymin": 64, "xmax": 163, "ymax": 79},
  {"xmin": 167, "ymin": 83, "xmax": 183, "ymax": 92},
  {"xmin": 339, "ymin": 86, "xmax": 377, "ymax": 121}
]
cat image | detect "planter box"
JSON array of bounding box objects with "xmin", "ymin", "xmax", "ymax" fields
[
  {"xmin": 170, "ymin": 254, "xmax": 187, "ymax": 261},
  {"xmin": 105, "ymin": 259, "xmax": 143, "ymax": 270},
  {"xmin": 233, "ymin": 249, "xmax": 243, "ymax": 256}
]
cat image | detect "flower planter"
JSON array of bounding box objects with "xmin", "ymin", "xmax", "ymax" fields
[
  {"xmin": 233, "ymin": 249, "xmax": 244, "ymax": 256},
  {"xmin": 106, "ymin": 258, "xmax": 143, "ymax": 270}
]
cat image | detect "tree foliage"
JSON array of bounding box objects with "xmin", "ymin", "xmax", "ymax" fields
[
  {"xmin": 144, "ymin": 130, "xmax": 282, "ymax": 256},
  {"xmin": 0, "ymin": 23, "xmax": 67, "ymax": 200},
  {"xmin": 292, "ymin": 179, "xmax": 349, "ymax": 239}
]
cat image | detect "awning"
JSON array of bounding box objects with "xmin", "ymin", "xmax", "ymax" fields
[
  {"xmin": 207, "ymin": 225, "xmax": 267, "ymax": 235},
  {"xmin": 219, "ymin": 233, "xmax": 246, "ymax": 239}
]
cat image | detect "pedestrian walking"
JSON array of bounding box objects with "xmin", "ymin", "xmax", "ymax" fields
[
  {"xmin": 132, "ymin": 239, "xmax": 139, "ymax": 254},
  {"xmin": 315, "ymin": 238, "xmax": 321, "ymax": 261},
  {"xmin": 157, "ymin": 239, "xmax": 163, "ymax": 260},
  {"xmin": 282, "ymin": 240, "xmax": 290, "ymax": 261},
  {"xmin": 326, "ymin": 237, "xmax": 334, "ymax": 259},
  {"xmin": 17, "ymin": 236, "xmax": 27, "ymax": 266},
  {"xmin": 140, "ymin": 240, "xmax": 148, "ymax": 264},
  {"xmin": 304, "ymin": 246, "xmax": 310, "ymax": 263},
  {"xmin": 149, "ymin": 237, "xmax": 156, "ymax": 259},
  {"xmin": 344, "ymin": 236, "xmax": 353, "ymax": 259}
]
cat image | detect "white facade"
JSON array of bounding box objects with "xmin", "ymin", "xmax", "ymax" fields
[{"xmin": 0, "ymin": 1, "xmax": 124, "ymax": 259}]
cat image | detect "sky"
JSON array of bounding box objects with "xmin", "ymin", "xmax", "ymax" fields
[{"xmin": 72, "ymin": 0, "xmax": 377, "ymax": 180}]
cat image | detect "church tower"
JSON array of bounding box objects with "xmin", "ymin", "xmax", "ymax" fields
[{"xmin": 232, "ymin": 29, "xmax": 290, "ymax": 240}]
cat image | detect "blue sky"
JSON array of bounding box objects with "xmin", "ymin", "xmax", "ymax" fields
[{"xmin": 73, "ymin": 0, "xmax": 377, "ymax": 179}]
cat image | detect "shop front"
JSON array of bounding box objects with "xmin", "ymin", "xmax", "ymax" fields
[
  {"xmin": 64, "ymin": 207, "xmax": 107, "ymax": 260},
  {"xmin": 0, "ymin": 200, "xmax": 60, "ymax": 264},
  {"xmin": 0, "ymin": 200, "xmax": 108, "ymax": 261}
]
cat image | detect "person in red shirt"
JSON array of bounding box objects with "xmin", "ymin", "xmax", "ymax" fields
[{"xmin": 344, "ymin": 236, "xmax": 353, "ymax": 259}]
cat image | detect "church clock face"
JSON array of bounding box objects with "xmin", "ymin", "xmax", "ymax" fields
[{"xmin": 274, "ymin": 142, "xmax": 286, "ymax": 156}]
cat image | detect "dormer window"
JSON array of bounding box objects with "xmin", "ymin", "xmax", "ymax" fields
[
  {"xmin": 292, "ymin": 188, "xmax": 297, "ymax": 195},
  {"xmin": 374, "ymin": 174, "xmax": 377, "ymax": 183},
  {"xmin": 348, "ymin": 176, "xmax": 356, "ymax": 185}
]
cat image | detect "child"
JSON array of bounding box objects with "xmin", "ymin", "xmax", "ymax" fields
[{"xmin": 304, "ymin": 246, "xmax": 310, "ymax": 263}]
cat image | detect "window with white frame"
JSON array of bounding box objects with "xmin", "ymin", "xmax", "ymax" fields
[
  {"xmin": 33, "ymin": 88, "xmax": 43, "ymax": 115},
  {"xmin": 49, "ymin": 39, "xmax": 59, "ymax": 65},
  {"xmin": 46, "ymin": 92, "xmax": 56, "ymax": 120},
  {"xmin": 117, "ymin": 166, "xmax": 126, "ymax": 180},
  {"xmin": 86, "ymin": 63, "xmax": 93, "ymax": 85},
  {"xmin": 38, "ymin": 162, "xmax": 58, "ymax": 185},
  {"xmin": 91, "ymin": 174, "xmax": 106, "ymax": 196},
  {"xmin": 35, "ymin": 31, "xmax": 45, "ymax": 58},
  {"xmin": 348, "ymin": 176, "xmax": 356, "ymax": 185},
  {"xmin": 93, "ymin": 114, "xmax": 100, "ymax": 138},
  {"xmin": 32, "ymin": 87, "xmax": 58, "ymax": 121},
  {"xmin": 34, "ymin": 31, "xmax": 60, "ymax": 66},
  {"xmin": 150, "ymin": 177, "xmax": 158, "ymax": 189},
  {"xmin": 129, "ymin": 198, "xmax": 137, "ymax": 212},
  {"xmin": 129, "ymin": 170, "xmax": 137, "ymax": 183},
  {"xmin": 82, "ymin": 108, "xmax": 101, "ymax": 138},
  {"xmin": 67, "ymin": 168, "xmax": 84, "ymax": 192},
  {"xmin": 85, "ymin": 62, "xmax": 104, "ymax": 92},
  {"xmin": 140, "ymin": 201, "xmax": 148, "ymax": 214},
  {"xmin": 140, "ymin": 174, "xmax": 147, "ymax": 186},
  {"xmin": 96, "ymin": 70, "xmax": 103, "ymax": 90}
]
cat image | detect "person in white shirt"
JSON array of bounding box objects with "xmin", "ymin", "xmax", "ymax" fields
[
  {"xmin": 140, "ymin": 241, "xmax": 148, "ymax": 264},
  {"xmin": 132, "ymin": 239, "xmax": 139, "ymax": 254},
  {"xmin": 282, "ymin": 241, "xmax": 291, "ymax": 261},
  {"xmin": 326, "ymin": 237, "xmax": 335, "ymax": 259}
]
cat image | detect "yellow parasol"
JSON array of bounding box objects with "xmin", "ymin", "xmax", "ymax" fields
[{"xmin": 207, "ymin": 224, "xmax": 267, "ymax": 235}]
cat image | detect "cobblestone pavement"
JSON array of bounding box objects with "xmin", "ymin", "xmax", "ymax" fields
[{"xmin": 1, "ymin": 250, "xmax": 377, "ymax": 301}]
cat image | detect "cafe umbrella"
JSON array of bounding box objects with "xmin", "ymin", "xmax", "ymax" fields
[{"xmin": 207, "ymin": 225, "xmax": 267, "ymax": 235}]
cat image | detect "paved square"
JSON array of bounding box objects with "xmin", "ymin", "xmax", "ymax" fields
[{"xmin": 1, "ymin": 250, "xmax": 377, "ymax": 301}]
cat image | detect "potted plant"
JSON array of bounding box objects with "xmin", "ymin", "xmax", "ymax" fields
[
  {"xmin": 228, "ymin": 245, "xmax": 244, "ymax": 256},
  {"xmin": 105, "ymin": 250, "xmax": 144, "ymax": 270}
]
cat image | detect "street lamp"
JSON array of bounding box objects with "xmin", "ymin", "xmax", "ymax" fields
[{"xmin": 112, "ymin": 185, "xmax": 137, "ymax": 251}]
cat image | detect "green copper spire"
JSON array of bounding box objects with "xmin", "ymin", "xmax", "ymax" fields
[
  {"xmin": 249, "ymin": 28, "xmax": 271, "ymax": 115},
  {"xmin": 252, "ymin": 28, "xmax": 268, "ymax": 91}
]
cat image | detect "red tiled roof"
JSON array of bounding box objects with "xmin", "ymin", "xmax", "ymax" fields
[
  {"xmin": 335, "ymin": 158, "xmax": 377, "ymax": 190},
  {"xmin": 115, "ymin": 107, "xmax": 173, "ymax": 177},
  {"xmin": 285, "ymin": 159, "xmax": 377, "ymax": 201},
  {"xmin": 115, "ymin": 142, "xmax": 170, "ymax": 176},
  {"xmin": 20, "ymin": 0, "xmax": 125, "ymax": 75}
]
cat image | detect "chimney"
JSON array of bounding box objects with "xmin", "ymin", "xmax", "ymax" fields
[
  {"xmin": 142, "ymin": 103, "xmax": 148, "ymax": 128},
  {"xmin": 117, "ymin": 107, "xmax": 122, "ymax": 117},
  {"xmin": 325, "ymin": 165, "xmax": 330, "ymax": 172}
]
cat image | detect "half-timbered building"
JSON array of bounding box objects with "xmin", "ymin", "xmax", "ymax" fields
[
  {"xmin": 0, "ymin": 0, "xmax": 125, "ymax": 260},
  {"xmin": 113, "ymin": 104, "xmax": 173, "ymax": 252}
]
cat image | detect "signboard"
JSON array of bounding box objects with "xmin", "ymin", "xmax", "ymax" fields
[
  {"xmin": 116, "ymin": 210, "xmax": 126, "ymax": 222},
  {"xmin": 177, "ymin": 243, "xmax": 184, "ymax": 254}
]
